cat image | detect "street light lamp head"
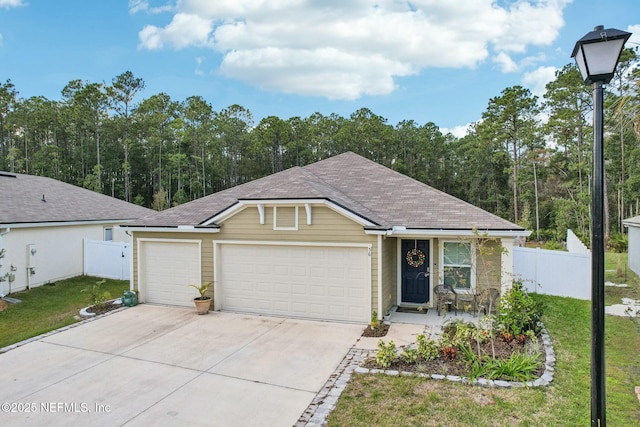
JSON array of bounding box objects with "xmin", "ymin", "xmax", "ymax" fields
[{"xmin": 571, "ymin": 25, "xmax": 631, "ymax": 85}]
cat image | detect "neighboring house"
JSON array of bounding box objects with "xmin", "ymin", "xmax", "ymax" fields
[
  {"xmin": 623, "ymin": 215, "xmax": 640, "ymax": 276},
  {"xmin": 0, "ymin": 172, "xmax": 154, "ymax": 295},
  {"xmin": 123, "ymin": 152, "xmax": 529, "ymax": 323}
]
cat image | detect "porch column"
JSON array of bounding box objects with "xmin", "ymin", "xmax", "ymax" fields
[{"xmin": 500, "ymin": 238, "xmax": 514, "ymax": 294}]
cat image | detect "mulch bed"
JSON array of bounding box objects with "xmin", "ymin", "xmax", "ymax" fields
[
  {"xmin": 361, "ymin": 323, "xmax": 390, "ymax": 337},
  {"xmin": 0, "ymin": 299, "xmax": 8, "ymax": 312},
  {"xmin": 363, "ymin": 335, "xmax": 546, "ymax": 378},
  {"xmin": 85, "ymin": 300, "xmax": 123, "ymax": 315}
]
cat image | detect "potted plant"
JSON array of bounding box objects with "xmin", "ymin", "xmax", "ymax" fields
[{"xmin": 187, "ymin": 282, "xmax": 213, "ymax": 315}]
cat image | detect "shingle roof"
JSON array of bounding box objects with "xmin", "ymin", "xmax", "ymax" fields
[
  {"xmin": 0, "ymin": 172, "xmax": 155, "ymax": 225},
  {"xmin": 125, "ymin": 152, "xmax": 525, "ymax": 232}
]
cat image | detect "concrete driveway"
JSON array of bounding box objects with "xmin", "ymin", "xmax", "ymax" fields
[{"xmin": 0, "ymin": 305, "xmax": 364, "ymax": 426}]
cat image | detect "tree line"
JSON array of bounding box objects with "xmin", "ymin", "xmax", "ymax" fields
[{"xmin": 1, "ymin": 49, "xmax": 639, "ymax": 247}]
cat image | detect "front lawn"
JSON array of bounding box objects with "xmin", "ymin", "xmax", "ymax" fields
[
  {"xmin": 329, "ymin": 290, "xmax": 640, "ymax": 425},
  {"xmin": 0, "ymin": 276, "xmax": 129, "ymax": 349}
]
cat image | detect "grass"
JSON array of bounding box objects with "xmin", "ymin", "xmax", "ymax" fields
[
  {"xmin": 0, "ymin": 276, "xmax": 129, "ymax": 349},
  {"xmin": 328, "ymin": 254, "xmax": 640, "ymax": 426}
]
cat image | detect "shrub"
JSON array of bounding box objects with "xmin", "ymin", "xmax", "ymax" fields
[
  {"xmin": 497, "ymin": 281, "xmax": 544, "ymax": 336},
  {"xmin": 81, "ymin": 279, "xmax": 112, "ymax": 311},
  {"xmin": 376, "ymin": 340, "xmax": 397, "ymax": 369},
  {"xmin": 416, "ymin": 334, "xmax": 439, "ymax": 361},
  {"xmin": 401, "ymin": 348, "xmax": 419, "ymax": 364}
]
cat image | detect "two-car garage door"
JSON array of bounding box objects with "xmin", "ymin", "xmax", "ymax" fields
[
  {"xmin": 219, "ymin": 243, "xmax": 370, "ymax": 323},
  {"xmin": 138, "ymin": 240, "xmax": 370, "ymax": 323}
]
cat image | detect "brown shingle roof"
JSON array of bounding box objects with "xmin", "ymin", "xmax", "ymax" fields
[
  {"xmin": 125, "ymin": 152, "xmax": 525, "ymax": 232},
  {"xmin": 0, "ymin": 172, "xmax": 155, "ymax": 225}
]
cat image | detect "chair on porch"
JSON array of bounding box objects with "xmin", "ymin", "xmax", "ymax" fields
[
  {"xmin": 475, "ymin": 287, "xmax": 501, "ymax": 317},
  {"xmin": 434, "ymin": 284, "xmax": 456, "ymax": 316}
]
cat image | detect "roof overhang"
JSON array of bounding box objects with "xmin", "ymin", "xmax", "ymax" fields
[
  {"xmin": 202, "ymin": 198, "xmax": 378, "ymax": 228},
  {"xmin": 0, "ymin": 219, "xmax": 136, "ymax": 229},
  {"xmin": 121, "ymin": 225, "xmax": 221, "ymax": 233},
  {"xmin": 366, "ymin": 226, "xmax": 531, "ymax": 238},
  {"xmin": 622, "ymin": 219, "xmax": 640, "ymax": 228}
]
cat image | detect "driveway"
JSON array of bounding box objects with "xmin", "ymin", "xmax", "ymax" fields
[{"xmin": 0, "ymin": 305, "xmax": 364, "ymax": 426}]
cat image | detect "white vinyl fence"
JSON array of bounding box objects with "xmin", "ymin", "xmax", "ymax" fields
[
  {"xmin": 512, "ymin": 246, "xmax": 591, "ymax": 300},
  {"xmin": 83, "ymin": 239, "xmax": 131, "ymax": 281}
]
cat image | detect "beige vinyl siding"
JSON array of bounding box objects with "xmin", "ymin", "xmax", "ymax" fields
[
  {"xmin": 433, "ymin": 239, "xmax": 441, "ymax": 284},
  {"xmin": 380, "ymin": 236, "xmax": 397, "ymax": 315},
  {"xmin": 132, "ymin": 205, "xmax": 378, "ymax": 314},
  {"xmin": 274, "ymin": 206, "xmax": 297, "ymax": 229},
  {"xmin": 475, "ymin": 239, "xmax": 503, "ymax": 292}
]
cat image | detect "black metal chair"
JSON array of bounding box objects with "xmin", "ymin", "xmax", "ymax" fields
[{"xmin": 434, "ymin": 284, "xmax": 456, "ymax": 316}]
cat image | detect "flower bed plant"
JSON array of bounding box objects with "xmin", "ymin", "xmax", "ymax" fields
[{"xmin": 366, "ymin": 281, "xmax": 546, "ymax": 382}]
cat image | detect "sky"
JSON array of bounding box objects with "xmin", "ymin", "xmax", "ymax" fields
[{"xmin": 1, "ymin": 0, "xmax": 639, "ymax": 138}]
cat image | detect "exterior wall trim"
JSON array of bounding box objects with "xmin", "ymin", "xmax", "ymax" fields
[{"xmin": 204, "ymin": 199, "xmax": 377, "ymax": 228}]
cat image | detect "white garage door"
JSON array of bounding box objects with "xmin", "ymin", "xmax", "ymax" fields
[
  {"xmin": 219, "ymin": 244, "xmax": 370, "ymax": 322},
  {"xmin": 139, "ymin": 240, "xmax": 201, "ymax": 307}
]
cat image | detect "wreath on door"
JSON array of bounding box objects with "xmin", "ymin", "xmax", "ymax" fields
[{"xmin": 406, "ymin": 248, "xmax": 425, "ymax": 268}]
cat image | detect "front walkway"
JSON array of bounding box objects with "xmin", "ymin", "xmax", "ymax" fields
[{"xmin": 354, "ymin": 307, "xmax": 480, "ymax": 351}]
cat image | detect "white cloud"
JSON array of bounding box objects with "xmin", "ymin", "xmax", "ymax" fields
[
  {"xmin": 128, "ymin": 0, "xmax": 173, "ymax": 15},
  {"xmin": 522, "ymin": 66, "xmax": 557, "ymax": 98},
  {"xmin": 493, "ymin": 52, "xmax": 519, "ymax": 73},
  {"xmin": 441, "ymin": 124, "xmax": 473, "ymax": 139},
  {"xmin": 628, "ymin": 24, "xmax": 640, "ymax": 48},
  {"xmin": 194, "ymin": 56, "xmax": 205, "ymax": 76},
  {"xmin": 136, "ymin": 0, "xmax": 572, "ymax": 99},
  {"xmin": 0, "ymin": 0, "xmax": 25, "ymax": 8},
  {"xmin": 139, "ymin": 13, "xmax": 213, "ymax": 50}
]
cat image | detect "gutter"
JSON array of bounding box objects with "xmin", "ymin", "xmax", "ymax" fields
[{"xmin": 364, "ymin": 226, "xmax": 531, "ymax": 238}]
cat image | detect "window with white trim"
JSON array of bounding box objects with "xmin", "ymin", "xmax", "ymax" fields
[
  {"xmin": 442, "ymin": 241, "xmax": 472, "ymax": 290},
  {"xmin": 104, "ymin": 227, "xmax": 113, "ymax": 241}
]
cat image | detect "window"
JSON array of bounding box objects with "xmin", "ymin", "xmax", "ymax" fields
[
  {"xmin": 104, "ymin": 227, "xmax": 113, "ymax": 241},
  {"xmin": 442, "ymin": 241, "xmax": 472, "ymax": 289}
]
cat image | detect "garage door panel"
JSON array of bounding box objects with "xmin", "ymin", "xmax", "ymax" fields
[
  {"xmin": 140, "ymin": 241, "xmax": 201, "ymax": 307},
  {"xmin": 220, "ymin": 244, "xmax": 369, "ymax": 322}
]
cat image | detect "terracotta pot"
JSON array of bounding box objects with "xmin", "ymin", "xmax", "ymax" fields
[{"xmin": 193, "ymin": 297, "xmax": 211, "ymax": 315}]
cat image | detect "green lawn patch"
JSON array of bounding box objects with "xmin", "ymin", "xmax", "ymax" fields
[
  {"xmin": 329, "ymin": 294, "xmax": 640, "ymax": 426},
  {"xmin": 0, "ymin": 276, "xmax": 129, "ymax": 349}
]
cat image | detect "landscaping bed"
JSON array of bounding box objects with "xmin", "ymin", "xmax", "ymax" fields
[{"xmin": 362, "ymin": 333, "xmax": 546, "ymax": 379}]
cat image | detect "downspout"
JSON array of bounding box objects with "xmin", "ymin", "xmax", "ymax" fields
[
  {"xmin": 377, "ymin": 235, "xmax": 383, "ymax": 320},
  {"xmin": 0, "ymin": 227, "xmax": 10, "ymax": 297}
]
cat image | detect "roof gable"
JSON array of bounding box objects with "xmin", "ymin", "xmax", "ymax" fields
[
  {"xmin": 0, "ymin": 172, "xmax": 155, "ymax": 225},
  {"xmin": 126, "ymin": 152, "xmax": 525, "ymax": 233}
]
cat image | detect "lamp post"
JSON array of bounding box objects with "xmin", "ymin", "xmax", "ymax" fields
[{"xmin": 571, "ymin": 25, "xmax": 631, "ymax": 427}]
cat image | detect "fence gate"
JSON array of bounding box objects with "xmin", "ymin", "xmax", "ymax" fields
[{"xmin": 83, "ymin": 239, "xmax": 131, "ymax": 281}]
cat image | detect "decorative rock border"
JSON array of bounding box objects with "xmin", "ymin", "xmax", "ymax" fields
[
  {"xmin": 79, "ymin": 298, "xmax": 123, "ymax": 318},
  {"xmin": 298, "ymin": 325, "xmax": 556, "ymax": 426},
  {"xmin": 352, "ymin": 327, "xmax": 556, "ymax": 388}
]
